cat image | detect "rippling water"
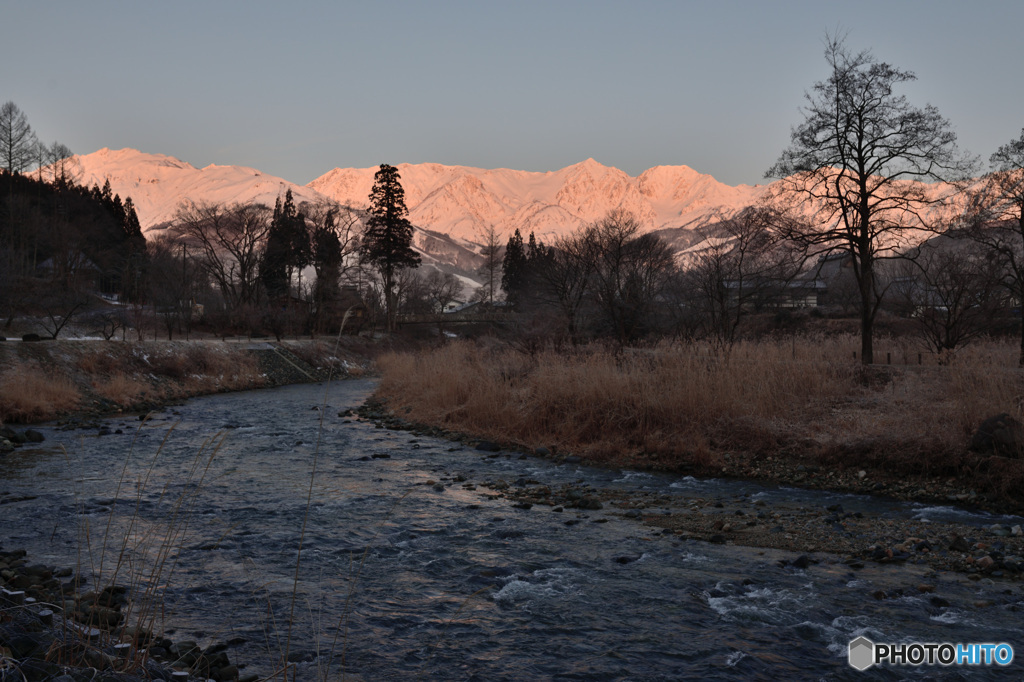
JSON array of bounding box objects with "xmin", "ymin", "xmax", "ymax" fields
[{"xmin": 1, "ymin": 381, "xmax": 1021, "ymax": 680}]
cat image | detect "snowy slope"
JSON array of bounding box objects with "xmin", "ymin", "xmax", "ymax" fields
[
  {"xmin": 308, "ymin": 158, "xmax": 765, "ymax": 244},
  {"xmin": 66, "ymin": 149, "xmax": 966, "ymax": 264},
  {"xmin": 69, "ymin": 148, "xmax": 331, "ymax": 231}
]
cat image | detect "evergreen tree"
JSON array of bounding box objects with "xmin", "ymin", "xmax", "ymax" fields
[
  {"xmin": 311, "ymin": 207, "xmax": 343, "ymax": 330},
  {"xmin": 360, "ymin": 164, "xmax": 420, "ymax": 330},
  {"xmin": 122, "ymin": 197, "xmax": 142, "ymax": 239},
  {"xmin": 261, "ymin": 195, "xmax": 291, "ymax": 299},
  {"xmin": 501, "ymin": 228, "xmax": 527, "ymax": 306}
]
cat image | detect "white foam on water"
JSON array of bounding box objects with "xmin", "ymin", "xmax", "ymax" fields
[
  {"xmin": 670, "ymin": 476, "xmax": 702, "ymax": 488},
  {"xmin": 707, "ymin": 586, "xmax": 809, "ymax": 625},
  {"xmin": 492, "ymin": 567, "xmax": 583, "ymax": 606},
  {"xmin": 725, "ymin": 650, "xmax": 747, "ymax": 667},
  {"xmin": 613, "ymin": 470, "xmax": 653, "ymax": 483},
  {"xmin": 930, "ymin": 610, "xmax": 970, "ymax": 625},
  {"xmin": 492, "ymin": 579, "xmax": 562, "ymax": 605}
]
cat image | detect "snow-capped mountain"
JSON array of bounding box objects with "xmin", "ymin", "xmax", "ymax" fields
[
  {"xmin": 308, "ymin": 158, "xmax": 765, "ymax": 244},
  {"xmin": 67, "ymin": 147, "xmax": 327, "ymax": 230},
  {"xmin": 66, "ymin": 148, "xmax": 491, "ymax": 278},
  {"xmin": 65, "ymin": 148, "xmax": 773, "ymax": 279}
]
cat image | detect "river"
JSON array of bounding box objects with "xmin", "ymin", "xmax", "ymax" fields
[{"xmin": 1, "ymin": 380, "xmax": 1021, "ymax": 680}]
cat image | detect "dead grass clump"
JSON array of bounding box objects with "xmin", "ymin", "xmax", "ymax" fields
[
  {"xmin": 76, "ymin": 350, "xmax": 123, "ymax": 375},
  {"xmin": 93, "ymin": 373, "xmax": 152, "ymax": 407},
  {"xmin": 179, "ymin": 345, "xmax": 264, "ymax": 393},
  {"xmin": 0, "ymin": 363, "xmax": 82, "ymax": 423},
  {"xmin": 286, "ymin": 341, "xmax": 330, "ymax": 369},
  {"xmin": 150, "ymin": 350, "xmax": 190, "ymax": 379}
]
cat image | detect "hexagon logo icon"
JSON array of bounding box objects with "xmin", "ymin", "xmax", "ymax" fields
[{"xmin": 848, "ymin": 636, "xmax": 875, "ymax": 671}]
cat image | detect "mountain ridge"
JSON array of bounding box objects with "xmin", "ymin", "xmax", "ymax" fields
[{"xmin": 66, "ymin": 148, "xmax": 767, "ymax": 244}]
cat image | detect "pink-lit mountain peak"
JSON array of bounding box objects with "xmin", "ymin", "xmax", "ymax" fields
[{"xmin": 68, "ymin": 148, "xmax": 771, "ymax": 242}]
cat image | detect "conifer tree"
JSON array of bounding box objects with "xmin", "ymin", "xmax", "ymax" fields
[
  {"xmin": 360, "ymin": 164, "xmax": 420, "ymax": 331},
  {"xmin": 261, "ymin": 195, "xmax": 291, "ymax": 299},
  {"xmin": 501, "ymin": 228, "xmax": 527, "ymax": 306}
]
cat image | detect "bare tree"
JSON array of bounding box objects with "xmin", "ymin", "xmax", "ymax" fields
[
  {"xmin": 33, "ymin": 287, "xmax": 90, "ymax": 339},
  {"xmin": 171, "ymin": 201, "xmax": 271, "ymax": 315},
  {"xmin": 420, "ymin": 270, "xmax": 462, "ymax": 314},
  {"xmin": 44, "ymin": 142, "xmax": 78, "ymax": 185},
  {"xmin": 895, "ymin": 236, "xmax": 1002, "ymax": 361},
  {"xmin": 684, "ymin": 207, "xmax": 804, "ymax": 349},
  {"xmin": 147, "ymin": 235, "xmax": 204, "ymax": 340},
  {"xmin": 531, "ymin": 230, "xmax": 594, "ymax": 343},
  {"xmin": 584, "ymin": 210, "xmax": 677, "ymax": 344},
  {"xmin": 0, "ymin": 101, "xmax": 38, "ymax": 174},
  {"xmin": 963, "ymin": 129, "xmax": 1024, "ymax": 364},
  {"xmin": 766, "ymin": 35, "xmax": 974, "ymax": 363}
]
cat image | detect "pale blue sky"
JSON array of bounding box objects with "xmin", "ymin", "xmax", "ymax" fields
[{"xmin": 3, "ymin": 1, "xmax": 1022, "ymax": 186}]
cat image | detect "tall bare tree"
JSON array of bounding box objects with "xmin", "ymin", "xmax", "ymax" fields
[
  {"xmin": 584, "ymin": 210, "xmax": 677, "ymax": 344},
  {"xmin": 171, "ymin": 201, "xmax": 271, "ymax": 313},
  {"xmin": 475, "ymin": 224, "xmax": 503, "ymax": 304},
  {"xmin": 0, "ymin": 101, "xmax": 38, "ymax": 174},
  {"xmin": 766, "ymin": 35, "xmax": 974, "ymax": 364},
  {"xmin": 685, "ymin": 207, "xmax": 803, "ymax": 349}
]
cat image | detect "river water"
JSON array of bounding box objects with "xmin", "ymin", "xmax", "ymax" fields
[{"xmin": 1, "ymin": 380, "xmax": 1022, "ymax": 680}]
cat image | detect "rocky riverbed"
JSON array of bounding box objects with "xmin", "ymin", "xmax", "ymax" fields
[{"xmin": 356, "ymin": 397, "xmax": 1024, "ymax": 583}]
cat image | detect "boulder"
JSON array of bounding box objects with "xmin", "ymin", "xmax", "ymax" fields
[
  {"xmin": 970, "ymin": 413, "xmax": 1024, "ymax": 457},
  {"xmin": 21, "ymin": 333, "xmax": 41, "ymax": 342}
]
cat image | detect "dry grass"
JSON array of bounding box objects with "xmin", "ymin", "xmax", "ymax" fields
[
  {"xmin": 0, "ymin": 363, "xmax": 82, "ymax": 423},
  {"xmin": 92, "ymin": 373, "xmax": 152, "ymax": 407},
  {"xmin": 177, "ymin": 344, "xmax": 264, "ymax": 393},
  {"xmin": 375, "ymin": 336, "xmax": 1024, "ymax": 489},
  {"xmin": 140, "ymin": 343, "xmax": 265, "ymax": 396}
]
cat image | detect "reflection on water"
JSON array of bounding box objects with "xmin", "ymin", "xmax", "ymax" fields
[{"xmin": 1, "ymin": 380, "xmax": 1021, "ymax": 680}]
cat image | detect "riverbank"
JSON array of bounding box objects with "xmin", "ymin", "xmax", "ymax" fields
[
  {"xmin": 372, "ymin": 338, "xmax": 1024, "ymax": 516},
  {"xmin": 0, "ymin": 546, "xmax": 256, "ymax": 681},
  {"xmin": 0, "ymin": 337, "xmax": 378, "ymax": 426},
  {"xmin": 356, "ymin": 397, "xmax": 1024, "ymax": 584}
]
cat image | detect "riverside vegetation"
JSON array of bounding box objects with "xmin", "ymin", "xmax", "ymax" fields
[
  {"xmin": 0, "ymin": 338, "xmax": 375, "ymax": 426},
  {"xmin": 374, "ymin": 334, "xmax": 1024, "ymax": 513}
]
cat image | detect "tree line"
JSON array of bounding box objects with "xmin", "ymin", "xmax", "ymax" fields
[
  {"xmin": 495, "ymin": 34, "xmax": 1024, "ymax": 365},
  {"xmin": 0, "ymin": 100, "xmax": 419, "ymax": 340},
  {"xmin": 5, "ymin": 36, "xmax": 1024, "ymax": 359}
]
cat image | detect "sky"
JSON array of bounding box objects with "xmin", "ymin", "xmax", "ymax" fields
[{"xmin": 4, "ymin": 1, "xmax": 1023, "ymax": 187}]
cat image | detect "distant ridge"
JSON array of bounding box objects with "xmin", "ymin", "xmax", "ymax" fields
[
  {"xmin": 69, "ymin": 148, "xmax": 764, "ymax": 243},
  {"xmin": 307, "ymin": 158, "xmax": 765, "ymax": 243}
]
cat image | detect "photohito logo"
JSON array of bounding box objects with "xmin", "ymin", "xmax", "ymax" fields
[{"xmin": 848, "ymin": 636, "xmax": 1014, "ymax": 670}]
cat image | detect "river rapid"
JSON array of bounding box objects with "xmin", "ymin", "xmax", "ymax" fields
[{"xmin": 1, "ymin": 380, "xmax": 1022, "ymax": 680}]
